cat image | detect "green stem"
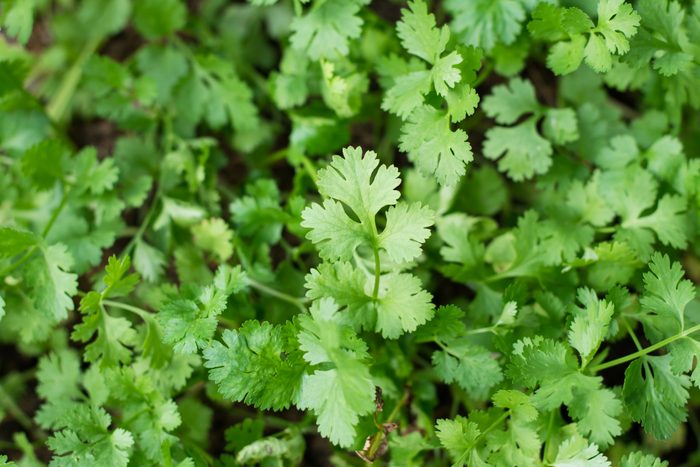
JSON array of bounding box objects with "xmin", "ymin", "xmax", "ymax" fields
[
  {"xmin": 590, "ymin": 323, "xmax": 700, "ymax": 372},
  {"xmin": 246, "ymin": 277, "xmax": 308, "ymax": 313},
  {"xmin": 596, "ymin": 226, "xmax": 616, "ymax": 234},
  {"xmin": 623, "ymin": 318, "xmax": 644, "ymax": 352},
  {"xmin": 371, "ymin": 247, "xmax": 381, "ymax": 300},
  {"xmin": 299, "ymin": 154, "xmax": 318, "ymax": 185},
  {"xmin": 473, "ymin": 61, "xmax": 494, "ymax": 88},
  {"xmin": 0, "ymin": 384, "xmax": 34, "ymax": 432},
  {"xmin": 120, "ymin": 186, "xmax": 161, "ymax": 259},
  {"xmin": 218, "ymin": 316, "xmax": 238, "ymax": 329},
  {"xmin": 42, "ymin": 188, "xmax": 70, "ymax": 237},
  {"xmin": 103, "ymin": 299, "xmax": 150, "ymax": 319},
  {"xmin": 46, "ymin": 35, "xmax": 101, "ymax": 122},
  {"xmin": 542, "ymin": 410, "xmax": 556, "ymax": 462},
  {"xmin": 466, "ymin": 326, "xmax": 495, "ymax": 336},
  {"xmin": 0, "ymin": 248, "xmax": 37, "ymax": 278}
]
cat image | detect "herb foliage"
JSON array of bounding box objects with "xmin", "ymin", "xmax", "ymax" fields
[{"xmin": 1, "ymin": 0, "xmax": 700, "ymax": 465}]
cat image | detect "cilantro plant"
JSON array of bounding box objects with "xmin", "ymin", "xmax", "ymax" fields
[{"xmin": 1, "ymin": 0, "xmax": 700, "ymax": 465}]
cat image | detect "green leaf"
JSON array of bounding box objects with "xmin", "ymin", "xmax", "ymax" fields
[
  {"xmin": 374, "ymin": 273, "xmax": 434, "ymax": 339},
  {"xmin": 639, "ymin": 252, "xmax": 695, "ymax": 336},
  {"xmin": 305, "ymin": 263, "xmax": 434, "ymax": 339},
  {"xmin": 0, "ymin": 227, "xmax": 38, "ymax": 258},
  {"xmin": 296, "ymin": 298, "xmax": 375, "ymax": 447},
  {"xmin": 483, "ymin": 119, "xmax": 552, "ymax": 181},
  {"xmin": 435, "ymin": 416, "xmax": 483, "ymax": 466},
  {"xmin": 133, "ymin": 0, "xmax": 186, "ymax": 39},
  {"xmin": 27, "ymin": 244, "xmax": 78, "ymax": 321},
  {"xmin": 542, "ymin": 108, "xmax": 579, "ymax": 144},
  {"xmin": 623, "ymin": 355, "xmax": 690, "ymax": 439},
  {"xmin": 301, "ymin": 146, "xmax": 404, "ymax": 261},
  {"xmin": 20, "ymin": 139, "xmax": 68, "ymax": 189},
  {"xmin": 159, "ymin": 265, "xmax": 246, "ymax": 354},
  {"xmin": 290, "ymin": 0, "xmax": 370, "ymax": 60},
  {"xmin": 133, "ymin": 239, "xmax": 165, "ymax": 282},
  {"xmin": 482, "ymin": 78, "xmax": 540, "ymax": 125},
  {"xmin": 192, "ymin": 218, "xmax": 234, "ymax": 262},
  {"xmin": 230, "ymin": 179, "xmax": 287, "ymax": 245},
  {"xmin": 73, "ymin": 297, "xmax": 138, "ymax": 367},
  {"xmin": 567, "ymin": 385, "xmax": 622, "ymax": 448},
  {"xmin": 553, "ymin": 431, "xmax": 610, "ymax": 467},
  {"xmin": 628, "ymin": 0, "xmax": 693, "ymax": 77},
  {"xmin": 568, "ymin": 288, "xmax": 614, "ymax": 364},
  {"xmin": 103, "ymin": 255, "xmax": 139, "ymax": 298},
  {"xmin": 620, "ymin": 451, "xmax": 669, "ymax": 467},
  {"xmin": 1, "ymin": 0, "xmax": 37, "ymax": 43},
  {"xmin": 432, "ymin": 339, "xmax": 503, "ymax": 400},
  {"xmin": 446, "ymin": 0, "xmax": 526, "ymax": 51},
  {"xmin": 396, "ymin": 1, "xmax": 450, "ymax": 64},
  {"xmin": 399, "ymin": 106, "xmax": 473, "ymax": 186},
  {"xmin": 378, "ymin": 202, "xmax": 434, "ymax": 264},
  {"xmin": 204, "ymin": 320, "xmax": 305, "ymax": 410}
]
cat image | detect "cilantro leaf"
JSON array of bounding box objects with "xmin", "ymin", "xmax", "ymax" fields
[
  {"xmin": 26, "ymin": 244, "xmax": 78, "ymax": 321},
  {"xmin": 621, "ymin": 451, "xmax": 669, "ymax": 467},
  {"xmin": 302, "ymin": 146, "xmax": 435, "ymax": 265},
  {"xmin": 482, "ymin": 79, "xmax": 560, "ymax": 180},
  {"xmin": 627, "ymin": 0, "xmax": 693, "ymax": 77},
  {"xmin": 191, "ymin": 218, "xmax": 234, "ymax": 262},
  {"xmin": 396, "ymin": 0, "xmax": 450, "ymax": 64},
  {"xmin": 378, "ymin": 202, "xmax": 434, "ymax": 264},
  {"xmin": 432, "ymin": 339, "xmax": 503, "ymax": 400},
  {"xmin": 553, "ymin": 432, "xmax": 610, "ymax": 467},
  {"xmin": 482, "ymin": 77, "xmax": 540, "ymax": 124},
  {"xmin": 204, "ymin": 320, "xmax": 305, "ymax": 411},
  {"xmin": 0, "ymin": 227, "xmax": 38, "ymax": 258},
  {"xmin": 623, "ymin": 355, "xmax": 690, "ymax": 439},
  {"xmin": 305, "ymin": 264, "xmax": 434, "ymax": 339},
  {"xmin": 290, "ymin": 0, "xmax": 370, "ymax": 60},
  {"xmin": 296, "ymin": 298, "xmax": 375, "ymax": 447},
  {"xmin": 568, "ymin": 288, "xmax": 614, "ymax": 365},
  {"xmin": 133, "ymin": 0, "xmax": 186, "ymax": 39},
  {"xmin": 398, "ymin": 106, "xmax": 473, "ymax": 186},
  {"xmin": 529, "ymin": 0, "xmax": 640, "ymax": 74},
  {"xmin": 446, "ymin": 0, "xmax": 526, "ymax": 51},
  {"xmin": 639, "ymin": 253, "xmax": 695, "ymax": 337},
  {"xmin": 435, "ymin": 416, "xmax": 483, "ymax": 466},
  {"xmin": 159, "ymin": 265, "xmax": 246, "ymax": 354}
]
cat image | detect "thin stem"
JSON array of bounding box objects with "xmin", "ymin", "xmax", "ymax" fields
[
  {"xmin": 590, "ymin": 323, "xmax": 700, "ymax": 372},
  {"xmin": 41, "ymin": 188, "xmax": 70, "ymax": 237},
  {"xmin": 596, "ymin": 226, "xmax": 616, "ymax": 234},
  {"xmin": 120, "ymin": 186, "xmax": 161, "ymax": 259},
  {"xmin": 246, "ymin": 277, "xmax": 308, "ymax": 313},
  {"xmin": 542, "ymin": 410, "xmax": 557, "ymax": 462},
  {"xmin": 466, "ymin": 326, "xmax": 495, "ymax": 336},
  {"xmin": 299, "ymin": 154, "xmax": 318, "ymax": 185},
  {"xmin": 623, "ymin": 318, "xmax": 644, "ymax": 352},
  {"xmin": 365, "ymin": 389, "xmax": 411, "ymax": 460},
  {"xmin": 46, "ymin": 35, "xmax": 101, "ymax": 122},
  {"xmin": 0, "ymin": 248, "xmax": 37, "ymax": 278},
  {"xmin": 0, "ymin": 384, "xmax": 34, "ymax": 432},
  {"xmin": 371, "ymin": 247, "xmax": 381, "ymax": 300},
  {"xmin": 103, "ymin": 299, "xmax": 150, "ymax": 319},
  {"xmin": 473, "ymin": 61, "xmax": 494, "ymax": 88}
]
